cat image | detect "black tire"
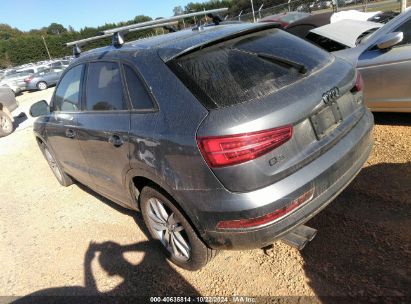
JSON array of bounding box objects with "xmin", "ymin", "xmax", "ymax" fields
[
  {"xmin": 39, "ymin": 142, "xmax": 73, "ymax": 187},
  {"xmin": 140, "ymin": 185, "xmax": 218, "ymax": 270},
  {"xmin": 37, "ymin": 81, "xmax": 48, "ymax": 91},
  {"xmin": 0, "ymin": 110, "xmax": 13, "ymax": 137}
]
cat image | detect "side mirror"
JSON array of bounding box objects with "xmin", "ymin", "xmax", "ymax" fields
[
  {"xmin": 377, "ymin": 32, "xmax": 403, "ymax": 50},
  {"xmin": 30, "ymin": 100, "xmax": 50, "ymax": 117}
]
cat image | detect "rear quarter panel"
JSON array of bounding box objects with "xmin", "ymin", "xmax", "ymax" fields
[{"xmin": 121, "ymin": 50, "xmax": 225, "ymax": 218}]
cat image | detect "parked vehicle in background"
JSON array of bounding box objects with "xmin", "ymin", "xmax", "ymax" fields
[
  {"xmin": 284, "ymin": 12, "xmax": 333, "ymax": 37},
  {"xmin": 305, "ymin": 9, "xmax": 411, "ymax": 112},
  {"xmin": 260, "ymin": 12, "xmax": 310, "ymax": 27},
  {"xmin": 30, "ymin": 22, "xmax": 373, "ymax": 270},
  {"xmin": 49, "ymin": 60, "xmax": 70, "ymax": 70},
  {"xmin": 0, "ymin": 70, "xmax": 34, "ymax": 95},
  {"xmin": 17, "ymin": 66, "xmax": 48, "ymax": 74},
  {"xmin": 0, "ymin": 87, "xmax": 19, "ymax": 137},
  {"xmin": 284, "ymin": 10, "xmax": 399, "ymax": 40},
  {"xmin": 25, "ymin": 68, "xmax": 64, "ymax": 91}
]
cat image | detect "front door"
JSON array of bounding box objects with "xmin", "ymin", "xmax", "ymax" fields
[
  {"xmin": 45, "ymin": 64, "xmax": 90, "ymax": 183},
  {"xmin": 359, "ymin": 18, "xmax": 411, "ymax": 111}
]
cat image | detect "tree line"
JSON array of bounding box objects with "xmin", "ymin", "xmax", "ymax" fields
[
  {"xmin": 0, "ymin": 15, "xmax": 155, "ymax": 68},
  {"xmin": 0, "ymin": 0, "xmax": 291, "ymax": 68}
]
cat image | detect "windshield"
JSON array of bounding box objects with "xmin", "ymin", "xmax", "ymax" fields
[{"xmin": 168, "ymin": 29, "xmax": 331, "ymax": 109}]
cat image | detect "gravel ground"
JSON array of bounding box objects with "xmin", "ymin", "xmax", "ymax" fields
[{"xmin": 0, "ymin": 90, "xmax": 410, "ymax": 301}]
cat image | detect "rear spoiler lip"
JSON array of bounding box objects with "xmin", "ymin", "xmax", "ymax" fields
[{"xmin": 162, "ymin": 22, "xmax": 281, "ymax": 62}]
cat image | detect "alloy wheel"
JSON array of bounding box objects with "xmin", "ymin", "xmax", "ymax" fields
[
  {"xmin": 44, "ymin": 148, "xmax": 63, "ymax": 182},
  {"xmin": 147, "ymin": 197, "xmax": 191, "ymax": 261},
  {"xmin": 0, "ymin": 115, "xmax": 12, "ymax": 133},
  {"xmin": 38, "ymin": 82, "xmax": 47, "ymax": 90}
]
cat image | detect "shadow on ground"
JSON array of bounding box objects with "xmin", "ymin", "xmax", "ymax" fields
[
  {"xmin": 13, "ymin": 112, "xmax": 28, "ymax": 130},
  {"xmin": 302, "ymin": 162, "xmax": 411, "ymax": 299},
  {"xmin": 373, "ymin": 112, "xmax": 410, "ymax": 126},
  {"xmin": 12, "ymin": 185, "xmax": 199, "ymax": 303}
]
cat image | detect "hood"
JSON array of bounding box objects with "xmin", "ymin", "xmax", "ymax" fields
[{"xmin": 310, "ymin": 19, "xmax": 383, "ymax": 48}]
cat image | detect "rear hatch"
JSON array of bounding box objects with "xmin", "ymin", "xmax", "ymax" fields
[{"xmin": 167, "ymin": 28, "xmax": 364, "ymax": 192}]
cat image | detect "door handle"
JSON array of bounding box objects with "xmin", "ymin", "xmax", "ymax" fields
[
  {"xmin": 108, "ymin": 134, "xmax": 124, "ymax": 147},
  {"xmin": 65, "ymin": 129, "xmax": 76, "ymax": 138}
]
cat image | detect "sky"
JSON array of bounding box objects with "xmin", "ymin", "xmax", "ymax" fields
[{"xmin": 0, "ymin": 0, "xmax": 194, "ymax": 31}]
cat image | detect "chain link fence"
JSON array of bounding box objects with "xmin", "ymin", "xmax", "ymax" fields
[{"xmin": 230, "ymin": 0, "xmax": 409, "ymax": 22}]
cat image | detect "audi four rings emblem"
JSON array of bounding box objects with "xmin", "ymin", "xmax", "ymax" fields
[{"xmin": 322, "ymin": 87, "xmax": 340, "ymax": 105}]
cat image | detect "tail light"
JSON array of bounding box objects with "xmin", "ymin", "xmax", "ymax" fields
[
  {"xmin": 197, "ymin": 125, "xmax": 293, "ymax": 168},
  {"xmin": 217, "ymin": 188, "xmax": 315, "ymax": 229},
  {"xmin": 351, "ymin": 71, "xmax": 364, "ymax": 93}
]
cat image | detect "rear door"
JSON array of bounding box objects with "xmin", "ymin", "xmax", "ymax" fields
[
  {"xmin": 358, "ymin": 18, "xmax": 411, "ymax": 110},
  {"xmin": 76, "ymin": 61, "xmax": 131, "ymax": 203}
]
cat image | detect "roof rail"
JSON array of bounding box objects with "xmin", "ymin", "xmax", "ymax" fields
[
  {"xmin": 64, "ymin": 21, "xmax": 178, "ymax": 57},
  {"xmin": 102, "ymin": 8, "xmax": 228, "ymax": 35},
  {"xmin": 65, "ymin": 8, "xmax": 228, "ymax": 57}
]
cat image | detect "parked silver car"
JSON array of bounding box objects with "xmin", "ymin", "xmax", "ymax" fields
[
  {"xmin": 25, "ymin": 68, "xmax": 63, "ymax": 91},
  {"xmin": 0, "ymin": 70, "xmax": 34, "ymax": 94},
  {"xmin": 305, "ymin": 9, "xmax": 411, "ymax": 112}
]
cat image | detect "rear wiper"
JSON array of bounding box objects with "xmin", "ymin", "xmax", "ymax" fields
[{"xmin": 230, "ymin": 47, "xmax": 308, "ymax": 74}]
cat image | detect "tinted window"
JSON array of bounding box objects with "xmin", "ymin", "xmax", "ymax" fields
[
  {"xmin": 124, "ymin": 65, "xmax": 154, "ymax": 110},
  {"xmin": 169, "ymin": 29, "xmax": 331, "ymax": 109},
  {"xmin": 85, "ymin": 62, "xmax": 126, "ymax": 111},
  {"xmin": 53, "ymin": 64, "xmax": 83, "ymax": 112},
  {"xmin": 394, "ymin": 19, "xmax": 411, "ymax": 45}
]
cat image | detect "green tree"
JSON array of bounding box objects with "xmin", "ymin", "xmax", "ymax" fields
[
  {"xmin": 173, "ymin": 5, "xmax": 184, "ymax": 16},
  {"xmin": 46, "ymin": 23, "xmax": 67, "ymax": 35}
]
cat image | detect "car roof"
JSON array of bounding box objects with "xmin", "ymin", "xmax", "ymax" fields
[{"xmin": 79, "ymin": 22, "xmax": 279, "ymax": 62}]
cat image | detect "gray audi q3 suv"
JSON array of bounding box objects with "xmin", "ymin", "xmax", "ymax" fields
[{"xmin": 30, "ymin": 22, "xmax": 374, "ymax": 270}]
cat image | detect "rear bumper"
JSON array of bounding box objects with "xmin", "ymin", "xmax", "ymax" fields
[{"xmin": 180, "ymin": 109, "xmax": 374, "ymax": 250}]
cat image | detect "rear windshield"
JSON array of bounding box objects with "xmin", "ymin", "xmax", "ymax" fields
[{"xmin": 168, "ymin": 29, "xmax": 332, "ymax": 109}]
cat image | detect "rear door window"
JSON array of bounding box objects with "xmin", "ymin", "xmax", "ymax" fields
[
  {"xmin": 85, "ymin": 62, "xmax": 126, "ymax": 111},
  {"xmin": 123, "ymin": 64, "xmax": 154, "ymax": 110},
  {"xmin": 168, "ymin": 29, "xmax": 332, "ymax": 109}
]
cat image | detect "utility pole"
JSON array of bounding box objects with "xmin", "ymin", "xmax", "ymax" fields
[
  {"xmin": 250, "ymin": 0, "xmax": 256, "ymax": 23},
  {"xmin": 41, "ymin": 36, "xmax": 51, "ymax": 60},
  {"xmin": 401, "ymin": 0, "xmax": 407, "ymax": 12}
]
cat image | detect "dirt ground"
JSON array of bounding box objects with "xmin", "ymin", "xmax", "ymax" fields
[{"xmin": 0, "ymin": 89, "xmax": 410, "ymax": 301}]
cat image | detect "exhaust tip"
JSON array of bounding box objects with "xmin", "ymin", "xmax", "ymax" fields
[{"xmin": 280, "ymin": 224, "xmax": 317, "ymax": 250}]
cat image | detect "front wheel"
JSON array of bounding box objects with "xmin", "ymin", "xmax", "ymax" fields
[
  {"xmin": 140, "ymin": 186, "xmax": 218, "ymax": 270},
  {"xmin": 0, "ymin": 110, "xmax": 13, "ymax": 137}
]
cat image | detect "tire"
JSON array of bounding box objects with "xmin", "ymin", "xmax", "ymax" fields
[
  {"xmin": 0, "ymin": 110, "xmax": 13, "ymax": 137},
  {"xmin": 37, "ymin": 81, "xmax": 48, "ymax": 91},
  {"xmin": 140, "ymin": 186, "xmax": 218, "ymax": 270},
  {"xmin": 39, "ymin": 142, "xmax": 73, "ymax": 187}
]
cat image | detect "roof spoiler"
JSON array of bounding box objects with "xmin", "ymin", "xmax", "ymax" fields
[
  {"xmin": 166, "ymin": 22, "xmax": 281, "ymax": 62},
  {"xmin": 64, "ymin": 8, "xmax": 228, "ymax": 57}
]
